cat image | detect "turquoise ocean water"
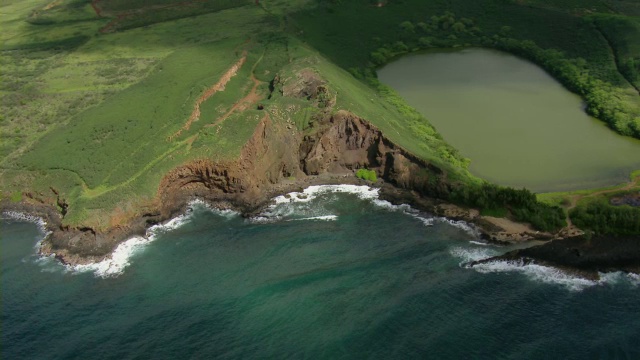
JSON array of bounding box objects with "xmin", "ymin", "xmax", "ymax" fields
[{"xmin": 2, "ymin": 186, "xmax": 639, "ymax": 359}]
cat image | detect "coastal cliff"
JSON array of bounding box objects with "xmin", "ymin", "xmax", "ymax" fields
[
  {"xmin": 2, "ymin": 63, "xmax": 637, "ymax": 277},
  {"xmin": 3, "ymin": 108, "xmax": 639, "ymax": 278},
  {"xmin": 1, "ymin": 109, "xmax": 540, "ymax": 263}
]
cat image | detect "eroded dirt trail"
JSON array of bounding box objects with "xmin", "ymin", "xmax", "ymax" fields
[
  {"xmin": 207, "ymin": 50, "xmax": 265, "ymax": 129},
  {"xmin": 168, "ymin": 52, "xmax": 247, "ymax": 141},
  {"xmin": 567, "ymin": 176, "xmax": 640, "ymax": 211},
  {"xmin": 207, "ymin": 73, "xmax": 262, "ymax": 129}
]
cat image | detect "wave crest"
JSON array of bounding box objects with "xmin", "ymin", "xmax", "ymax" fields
[
  {"xmin": 450, "ymin": 246, "xmax": 640, "ymax": 291},
  {"xmin": 50, "ymin": 200, "xmax": 236, "ymax": 278}
]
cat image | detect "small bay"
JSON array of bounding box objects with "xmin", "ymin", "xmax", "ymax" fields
[{"xmin": 2, "ymin": 188, "xmax": 639, "ymax": 359}]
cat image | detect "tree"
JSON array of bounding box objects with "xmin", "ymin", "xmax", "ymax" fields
[
  {"xmin": 399, "ymin": 21, "xmax": 415, "ymax": 33},
  {"xmin": 452, "ymin": 22, "xmax": 466, "ymax": 33}
]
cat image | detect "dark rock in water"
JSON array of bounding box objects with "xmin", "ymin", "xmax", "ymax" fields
[{"xmin": 472, "ymin": 234, "xmax": 640, "ymax": 278}]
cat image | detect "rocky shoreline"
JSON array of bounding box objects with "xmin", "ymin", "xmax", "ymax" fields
[
  {"xmin": 2, "ymin": 110, "xmax": 638, "ymax": 279},
  {"xmin": 3, "ymin": 172, "xmax": 639, "ymax": 279},
  {"xmin": 1, "ymin": 173, "xmax": 542, "ymax": 259}
]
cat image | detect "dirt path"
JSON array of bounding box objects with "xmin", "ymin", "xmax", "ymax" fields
[
  {"xmin": 206, "ymin": 50, "xmax": 265, "ymax": 129},
  {"xmin": 560, "ymin": 175, "xmax": 640, "ymax": 230},
  {"xmin": 566, "ymin": 176, "xmax": 640, "ymax": 212},
  {"xmin": 206, "ymin": 73, "xmax": 261, "ymax": 129},
  {"xmin": 168, "ymin": 52, "xmax": 248, "ymax": 142},
  {"xmin": 43, "ymin": 0, "xmax": 63, "ymax": 11}
]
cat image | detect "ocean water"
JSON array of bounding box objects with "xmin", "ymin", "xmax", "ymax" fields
[{"xmin": 2, "ymin": 186, "xmax": 639, "ymax": 359}]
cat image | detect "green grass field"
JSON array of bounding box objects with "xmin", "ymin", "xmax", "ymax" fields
[{"xmin": 1, "ymin": 0, "xmax": 639, "ymax": 232}]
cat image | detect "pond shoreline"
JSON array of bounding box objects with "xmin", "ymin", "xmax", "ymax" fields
[{"xmin": 378, "ymin": 48, "xmax": 640, "ymax": 193}]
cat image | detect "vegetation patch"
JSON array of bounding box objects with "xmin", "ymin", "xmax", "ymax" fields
[
  {"xmin": 570, "ymin": 198, "xmax": 640, "ymax": 235},
  {"xmin": 293, "ymin": 1, "xmax": 640, "ymax": 138},
  {"xmin": 1, "ymin": 0, "xmax": 637, "ymax": 236},
  {"xmin": 356, "ymin": 169, "xmax": 377, "ymax": 182}
]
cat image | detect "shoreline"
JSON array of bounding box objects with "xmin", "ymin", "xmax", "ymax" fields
[
  {"xmin": 2, "ymin": 111, "xmax": 637, "ymax": 280},
  {"xmin": 5, "ymin": 174, "xmax": 636, "ymax": 281},
  {"xmin": 0, "ymin": 173, "xmax": 535, "ymax": 260},
  {"xmin": 1, "ymin": 174, "xmax": 640, "ymax": 282}
]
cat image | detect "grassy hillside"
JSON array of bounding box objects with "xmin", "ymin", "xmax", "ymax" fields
[
  {"xmin": 2, "ymin": 0, "xmax": 638, "ymax": 233},
  {"xmin": 291, "ymin": 0, "xmax": 640, "ymax": 137}
]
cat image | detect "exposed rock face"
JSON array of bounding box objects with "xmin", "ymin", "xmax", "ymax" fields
[
  {"xmin": 298, "ymin": 111, "xmax": 450, "ymax": 197},
  {"xmin": 160, "ymin": 110, "xmax": 452, "ymax": 218},
  {"xmin": 300, "ymin": 111, "xmax": 384, "ymax": 174},
  {"xmin": 28, "ymin": 110, "xmax": 460, "ymax": 264},
  {"xmin": 158, "ymin": 115, "xmax": 304, "ymax": 215},
  {"xmin": 6, "ymin": 108, "xmax": 640, "ymax": 276},
  {"xmin": 470, "ymin": 234, "xmax": 640, "ymax": 278},
  {"xmin": 282, "ymin": 69, "xmax": 326, "ymax": 100}
]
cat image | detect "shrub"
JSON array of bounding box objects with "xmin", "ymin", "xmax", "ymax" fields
[{"xmin": 356, "ymin": 168, "xmax": 377, "ymax": 182}]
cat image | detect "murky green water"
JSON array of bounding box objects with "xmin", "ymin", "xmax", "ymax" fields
[{"xmin": 378, "ymin": 48, "xmax": 640, "ymax": 192}]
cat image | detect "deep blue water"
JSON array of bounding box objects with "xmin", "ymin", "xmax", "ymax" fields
[{"xmin": 2, "ymin": 186, "xmax": 639, "ymax": 359}]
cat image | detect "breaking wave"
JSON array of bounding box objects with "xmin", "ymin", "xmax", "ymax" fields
[
  {"xmin": 2, "ymin": 211, "xmax": 50, "ymax": 237},
  {"xmin": 251, "ymin": 184, "xmax": 479, "ymax": 236},
  {"xmin": 450, "ymin": 246, "xmax": 640, "ymax": 291},
  {"xmin": 41, "ymin": 200, "xmax": 238, "ymax": 278}
]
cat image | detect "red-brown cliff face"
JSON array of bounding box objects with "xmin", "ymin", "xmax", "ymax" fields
[{"xmin": 30, "ymin": 110, "xmax": 455, "ymax": 265}]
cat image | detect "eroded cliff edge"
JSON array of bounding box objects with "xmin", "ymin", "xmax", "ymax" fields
[
  {"xmin": 3, "ymin": 109, "xmax": 636, "ymax": 277},
  {"xmin": 1, "ymin": 112, "xmax": 502, "ymax": 258}
]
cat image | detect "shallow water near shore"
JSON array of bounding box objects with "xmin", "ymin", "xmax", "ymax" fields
[
  {"xmin": 2, "ymin": 187, "xmax": 640, "ymax": 359},
  {"xmin": 378, "ymin": 48, "xmax": 640, "ymax": 192}
]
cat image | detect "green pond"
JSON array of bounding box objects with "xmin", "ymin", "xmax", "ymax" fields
[{"xmin": 378, "ymin": 48, "xmax": 640, "ymax": 192}]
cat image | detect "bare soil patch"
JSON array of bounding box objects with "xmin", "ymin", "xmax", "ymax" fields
[{"xmin": 168, "ymin": 52, "xmax": 247, "ymax": 141}]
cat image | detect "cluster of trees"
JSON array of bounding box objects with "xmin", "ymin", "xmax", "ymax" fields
[
  {"xmin": 487, "ymin": 36, "xmax": 640, "ymax": 138},
  {"xmin": 367, "ymin": 12, "xmax": 480, "ymax": 67},
  {"xmin": 570, "ymin": 200, "xmax": 640, "ymax": 235},
  {"xmin": 449, "ymin": 183, "xmax": 566, "ymax": 232},
  {"xmin": 364, "ymin": 13, "xmax": 640, "ymax": 139}
]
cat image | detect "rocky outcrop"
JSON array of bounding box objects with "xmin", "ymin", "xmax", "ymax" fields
[
  {"xmin": 470, "ymin": 234, "xmax": 640, "ymax": 279},
  {"xmin": 158, "ymin": 115, "xmax": 304, "ymax": 215},
  {"xmin": 21, "ymin": 109, "xmax": 457, "ymax": 265},
  {"xmin": 4, "ymin": 108, "xmax": 611, "ymax": 271},
  {"xmin": 298, "ymin": 110, "xmax": 451, "ymax": 197}
]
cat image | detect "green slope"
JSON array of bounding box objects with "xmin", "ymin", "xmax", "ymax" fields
[{"xmin": 2, "ymin": 0, "xmax": 638, "ymax": 233}]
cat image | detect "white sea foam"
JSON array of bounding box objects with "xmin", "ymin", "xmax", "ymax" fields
[
  {"xmin": 250, "ymin": 185, "xmax": 379, "ymax": 224},
  {"xmin": 450, "ymin": 247, "xmax": 640, "ymax": 291},
  {"xmin": 476, "ymin": 260, "xmax": 597, "ymax": 292},
  {"xmin": 59, "ymin": 199, "xmax": 236, "ymax": 278},
  {"xmin": 2, "ymin": 211, "xmax": 49, "ymax": 236},
  {"xmin": 450, "ymin": 247, "xmax": 501, "ymax": 263},
  {"xmin": 292, "ymin": 215, "xmax": 338, "ymax": 221},
  {"xmin": 187, "ymin": 199, "xmax": 239, "ymax": 219},
  {"xmin": 253, "ymin": 185, "xmax": 481, "ymax": 237},
  {"xmin": 272, "ymin": 184, "xmax": 380, "ymax": 205},
  {"xmin": 469, "ymin": 240, "xmax": 492, "ymax": 246},
  {"xmin": 627, "ymin": 272, "xmax": 640, "ymax": 284},
  {"xmin": 439, "ymin": 218, "xmax": 481, "ymax": 237},
  {"xmin": 70, "ymin": 235, "xmax": 153, "ymax": 277},
  {"xmin": 597, "ymin": 271, "xmax": 640, "ymax": 287}
]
